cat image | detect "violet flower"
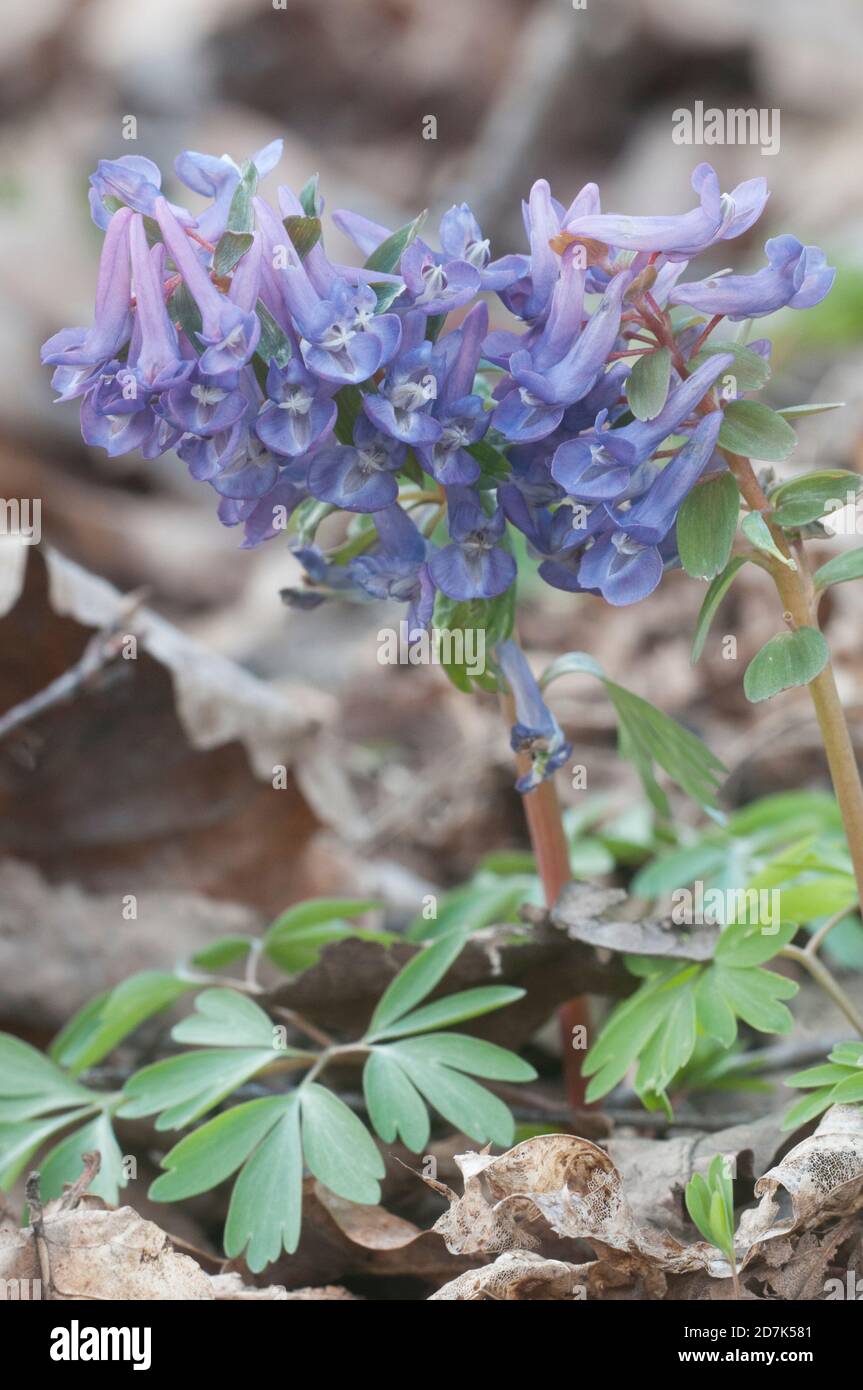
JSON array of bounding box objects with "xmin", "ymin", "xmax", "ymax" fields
[
  {"xmin": 428, "ymin": 487, "xmax": 516, "ymax": 600},
  {"xmin": 496, "ymin": 639, "xmax": 573, "ymax": 793},
  {"xmin": 670, "ymin": 236, "xmax": 835, "ymax": 321},
  {"xmin": 307, "ymin": 415, "xmax": 405, "ymax": 512}
]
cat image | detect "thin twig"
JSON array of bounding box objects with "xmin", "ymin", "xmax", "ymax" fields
[
  {"xmin": 24, "ymin": 1172, "xmax": 53, "ymax": 1300},
  {"xmin": 807, "ymin": 906, "xmax": 856, "ymax": 958},
  {"xmin": 58, "ymin": 1150, "xmax": 101, "ymax": 1211},
  {"xmin": 782, "ymin": 944, "xmax": 863, "ymax": 1036},
  {"xmin": 0, "ymin": 588, "xmax": 148, "ymax": 742}
]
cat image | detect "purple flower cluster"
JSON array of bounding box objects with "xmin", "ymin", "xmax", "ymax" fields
[{"xmin": 43, "ymin": 147, "xmax": 834, "ymax": 623}]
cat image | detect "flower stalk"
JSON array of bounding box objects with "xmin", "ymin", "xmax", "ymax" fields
[
  {"xmin": 721, "ymin": 447, "xmax": 863, "ymax": 908},
  {"xmin": 502, "ymin": 688, "xmax": 589, "ymax": 1109}
]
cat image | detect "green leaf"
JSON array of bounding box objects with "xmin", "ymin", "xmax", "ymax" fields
[
  {"xmin": 727, "ymin": 790, "xmax": 841, "ymax": 838},
  {"xmin": 405, "ymin": 876, "xmax": 534, "ymax": 945},
  {"xmin": 690, "ymin": 556, "xmax": 749, "ymax": 664},
  {"xmin": 300, "ymin": 1084, "xmax": 384, "ymax": 1203},
  {"xmin": 390, "ymin": 1034, "xmax": 536, "ymax": 1082},
  {"xmin": 393, "ymin": 1056, "xmax": 515, "ymax": 1147},
  {"xmin": 741, "ymin": 511, "xmax": 796, "ymax": 568},
  {"xmin": 828, "ymin": 1071, "xmax": 863, "ymax": 1104},
  {"xmin": 695, "ymin": 970, "xmax": 738, "ymax": 1048},
  {"xmin": 685, "ymin": 1172, "xmax": 713, "ymax": 1244},
  {"xmin": 774, "ymin": 875, "xmax": 857, "ymax": 922},
  {"xmin": 213, "ymin": 161, "xmax": 258, "ymax": 276},
  {"xmin": 49, "ymin": 993, "xmax": 111, "ymax": 1071},
  {"xmin": 0, "ymin": 1033, "xmax": 94, "ymax": 1104},
  {"xmin": 713, "ymin": 918, "xmax": 797, "ymax": 966},
  {"xmin": 692, "ymin": 342, "xmax": 770, "ymax": 392},
  {"xmin": 743, "ymin": 627, "xmax": 829, "ymax": 703},
  {"xmin": 467, "ymin": 437, "xmax": 512, "ymax": 488},
  {"xmin": 0, "ymin": 1107, "xmax": 96, "ymax": 1189},
  {"xmin": 367, "ymin": 986, "xmax": 524, "ymax": 1042},
  {"xmin": 298, "ymin": 173, "xmax": 320, "ymax": 218},
  {"xmin": 188, "ymin": 937, "xmax": 254, "ymax": 971},
  {"xmin": 224, "ymin": 1100, "xmax": 303, "ymax": 1270},
  {"xmin": 263, "ymin": 898, "xmax": 382, "ymax": 974},
  {"xmin": 540, "ymin": 650, "xmax": 604, "ymax": 687},
  {"xmin": 636, "ymin": 984, "xmax": 697, "ymax": 1095},
  {"xmin": 712, "ymin": 964, "xmax": 797, "ymax": 1034},
  {"xmin": 709, "ymin": 1187, "xmax": 734, "ymax": 1258},
  {"xmin": 171, "ymin": 989, "xmax": 275, "ymax": 1048},
  {"xmin": 782, "ymin": 1086, "xmax": 836, "ymax": 1131},
  {"xmin": 626, "ymin": 347, "xmax": 671, "ymax": 420},
  {"xmin": 369, "ymin": 281, "xmax": 404, "ymax": 315},
  {"xmin": 282, "ymin": 215, "xmax": 322, "ymax": 260},
  {"xmin": 150, "ymin": 1097, "xmax": 290, "ymax": 1202},
  {"xmin": 432, "ymin": 587, "xmax": 516, "ymax": 693},
  {"xmin": 213, "ymin": 231, "xmax": 254, "ymax": 279},
  {"xmin": 254, "ymin": 299, "xmax": 293, "ymax": 369},
  {"xmin": 604, "ymin": 681, "xmax": 725, "ymax": 811},
  {"xmin": 118, "ymin": 1048, "xmax": 280, "ymax": 1130},
  {"xmin": 677, "ymin": 472, "xmax": 740, "ymax": 580},
  {"xmin": 364, "ymin": 212, "xmax": 426, "ymax": 275},
  {"xmin": 51, "ymin": 973, "xmax": 192, "ymax": 1075},
  {"xmin": 367, "ymin": 930, "xmax": 468, "ymax": 1036},
  {"xmin": 363, "ymin": 1051, "xmax": 430, "ymax": 1151},
  {"xmin": 631, "ymin": 841, "xmax": 729, "ymax": 898},
  {"xmin": 770, "ymin": 470, "xmax": 862, "ymax": 529},
  {"xmin": 786, "ymin": 1063, "xmax": 853, "ymax": 1089},
  {"xmin": 169, "ymin": 282, "xmax": 203, "ymax": 350},
  {"xmin": 814, "ymin": 546, "xmax": 863, "ymax": 592},
  {"xmin": 37, "ymin": 1112, "xmax": 125, "ymax": 1205},
  {"xmin": 718, "ymin": 400, "xmax": 797, "ymax": 462},
  {"xmin": 777, "ymin": 402, "xmax": 845, "ymax": 419},
  {"xmin": 333, "ymin": 384, "xmax": 366, "ymax": 445},
  {"xmin": 541, "ymin": 653, "xmax": 725, "ymax": 811},
  {"xmin": 583, "ymin": 965, "xmax": 687, "ymax": 1099}
]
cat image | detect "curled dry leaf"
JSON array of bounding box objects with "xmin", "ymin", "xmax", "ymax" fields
[
  {"xmin": 431, "ymin": 1134, "xmax": 708, "ymax": 1284},
  {"xmin": 0, "ymin": 1198, "xmax": 213, "ymax": 1300},
  {"xmin": 210, "ymin": 1272, "xmax": 359, "ymax": 1300},
  {"xmin": 547, "ymin": 881, "xmax": 720, "ymax": 962},
  {"xmin": 427, "ymin": 1110, "xmax": 863, "ymax": 1300},
  {"xmin": 738, "ymin": 1104, "xmax": 863, "ymax": 1257},
  {"xmin": 429, "ymin": 1249, "xmax": 589, "ymax": 1300}
]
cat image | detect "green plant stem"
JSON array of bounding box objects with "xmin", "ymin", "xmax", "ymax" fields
[
  {"xmin": 720, "ymin": 447, "xmax": 863, "ymax": 908},
  {"xmin": 501, "ymin": 690, "xmax": 589, "ymax": 1109},
  {"xmin": 781, "ymin": 943, "xmax": 863, "ymax": 1036},
  {"xmin": 807, "ymin": 906, "xmax": 855, "ymax": 958}
]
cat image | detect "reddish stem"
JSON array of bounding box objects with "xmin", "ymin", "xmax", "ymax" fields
[
  {"xmin": 186, "ymin": 228, "xmax": 217, "ymax": 254},
  {"xmin": 523, "ymin": 781, "xmax": 589, "ymax": 1110},
  {"xmin": 503, "ymin": 692, "xmax": 589, "ymax": 1110},
  {"xmin": 688, "ymin": 313, "xmax": 724, "ymax": 357}
]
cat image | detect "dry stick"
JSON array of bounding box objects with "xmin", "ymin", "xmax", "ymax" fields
[
  {"xmin": 58, "ymin": 1150, "xmax": 101, "ymax": 1211},
  {"xmin": 501, "ymin": 690, "xmax": 589, "ymax": 1109},
  {"xmin": 0, "ymin": 588, "xmax": 148, "ymax": 742},
  {"xmin": 24, "ymin": 1172, "xmax": 54, "ymax": 1300}
]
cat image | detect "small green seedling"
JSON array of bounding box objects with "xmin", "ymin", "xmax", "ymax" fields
[{"xmin": 685, "ymin": 1154, "xmax": 740, "ymax": 1298}]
